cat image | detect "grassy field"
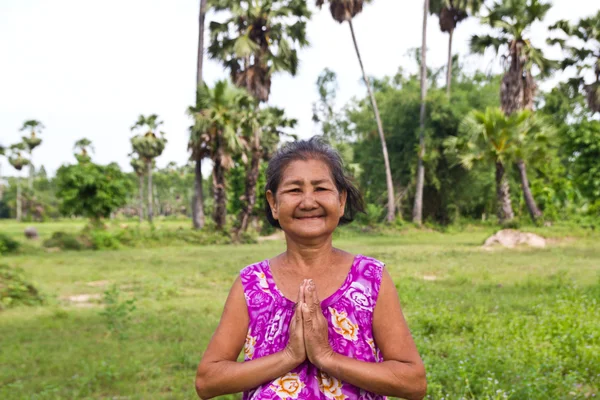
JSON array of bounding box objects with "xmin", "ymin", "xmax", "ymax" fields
[{"xmin": 1, "ymin": 220, "xmax": 599, "ymax": 399}]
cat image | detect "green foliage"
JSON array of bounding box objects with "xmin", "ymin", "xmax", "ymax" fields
[
  {"xmin": 0, "ymin": 264, "xmax": 44, "ymax": 309},
  {"xmin": 43, "ymin": 231, "xmax": 86, "ymax": 250},
  {"xmin": 99, "ymin": 285, "xmax": 136, "ymax": 338},
  {"xmin": 0, "ymin": 233, "xmax": 20, "ymax": 255},
  {"xmin": 561, "ymin": 119, "xmax": 600, "ymax": 199},
  {"xmin": 55, "ymin": 162, "xmax": 132, "ymax": 221}
]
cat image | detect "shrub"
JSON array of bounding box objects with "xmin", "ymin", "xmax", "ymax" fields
[
  {"xmin": 0, "ymin": 233, "xmax": 20, "ymax": 255},
  {"xmin": 88, "ymin": 230, "xmax": 121, "ymax": 250},
  {"xmin": 43, "ymin": 232, "xmax": 86, "ymax": 251},
  {"xmin": 0, "ymin": 264, "xmax": 44, "ymax": 310}
]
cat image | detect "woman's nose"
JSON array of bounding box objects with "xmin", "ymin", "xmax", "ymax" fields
[{"xmin": 299, "ymin": 191, "xmax": 318, "ymax": 209}]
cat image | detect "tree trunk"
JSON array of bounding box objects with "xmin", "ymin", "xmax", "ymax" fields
[
  {"xmin": 16, "ymin": 177, "xmax": 22, "ymax": 222},
  {"xmin": 413, "ymin": 0, "xmax": 429, "ymax": 225},
  {"xmin": 446, "ymin": 28, "xmax": 454, "ymax": 98},
  {"xmin": 192, "ymin": 0, "xmax": 208, "ymax": 229},
  {"xmin": 138, "ymin": 174, "xmax": 144, "ymax": 223},
  {"xmin": 29, "ymin": 151, "xmax": 34, "ymax": 190},
  {"xmin": 495, "ymin": 161, "xmax": 514, "ymax": 222},
  {"xmin": 348, "ymin": 20, "xmax": 395, "ymax": 223},
  {"xmin": 238, "ymin": 126, "xmax": 262, "ymax": 233},
  {"xmin": 192, "ymin": 159, "xmax": 205, "ymax": 229},
  {"xmin": 212, "ymin": 158, "xmax": 227, "ymax": 230},
  {"xmin": 517, "ymin": 158, "xmax": 542, "ymax": 221},
  {"xmin": 147, "ymin": 161, "xmax": 153, "ymax": 223}
]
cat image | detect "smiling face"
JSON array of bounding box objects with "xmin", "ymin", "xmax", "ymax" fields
[{"xmin": 266, "ymin": 158, "xmax": 347, "ymax": 240}]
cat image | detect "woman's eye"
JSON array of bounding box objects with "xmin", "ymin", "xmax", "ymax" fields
[
  {"xmin": 316, "ymin": 187, "xmax": 327, "ymax": 191},
  {"xmin": 289, "ymin": 188, "xmax": 301, "ymax": 193}
]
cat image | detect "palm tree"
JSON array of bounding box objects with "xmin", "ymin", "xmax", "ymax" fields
[
  {"xmin": 209, "ymin": 0, "xmax": 311, "ymax": 231},
  {"xmin": 430, "ymin": 0, "xmax": 484, "ymax": 96},
  {"xmin": 317, "ymin": 0, "xmax": 396, "ymax": 223},
  {"xmin": 20, "ymin": 120, "xmax": 44, "ymax": 190},
  {"xmin": 470, "ymin": 0, "xmax": 554, "ymax": 220},
  {"xmin": 445, "ymin": 108, "xmax": 535, "ymax": 223},
  {"xmin": 7, "ymin": 143, "xmax": 30, "ymax": 222},
  {"xmin": 192, "ymin": 0, "xmax": 209, "ymax": 230},
  {"xmin": 0, "ymin": 144, "xmax": 5, "ymax": 201},
  {"xmin": 511, "ymin": 113, "xmax": 555, "ymax": 220},
  {"xmin": 188, "ymin": 81, "xmax": 251, "ymax": 230},
  {"xmin": 413, "ymin": 0, "xmax": 430, "ymax": 226},
  {"xmin": 130, "ymin": 157, "xmax": 146, "ymax": 223},
  {"xmin": 548, "ymin": 11, "xmax": 600, "ymax": 114},
  {"xmin": 73, "ymin": 138, "xmax": 94, "ymax": 164},
  {"xmin": 130, "ymin": 114, "xmax": 167, "ymax": 224}
]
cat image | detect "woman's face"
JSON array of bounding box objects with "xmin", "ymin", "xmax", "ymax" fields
[{"xmin": 267, "ymin": 158, "xmax": 347, "ymax": 240}]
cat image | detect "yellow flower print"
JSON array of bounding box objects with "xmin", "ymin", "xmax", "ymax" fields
[
  {"xmin": 254, "ymin": 271, "xmax": 270, "ymax": 293},
  {"xmin": 318, "ymin": 371, "xmax": 348, "ymax": 400},
  {"xmin": 328, "ymin": 307, "xmax": 359, "ymax": 341},
  {"xmin": 244, "ymin": 334, "xmax": 257, "ymax": 360},
  {"xmin": 270, "ymin": 372, "xmax": 305, "ymax": 399}
]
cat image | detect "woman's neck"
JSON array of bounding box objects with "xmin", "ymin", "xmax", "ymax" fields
[{"xmin": 281, "ymin": 235, "xmax": 339, "ymax": 274}]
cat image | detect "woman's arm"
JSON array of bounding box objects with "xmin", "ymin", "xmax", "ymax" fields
[
  {"xmin": 302, "ymin": 271, "xmax": 427, "ymax": 400},
  {"xmin": 195, "ymin": 277, "xmax": 306, "ymax": 400}
]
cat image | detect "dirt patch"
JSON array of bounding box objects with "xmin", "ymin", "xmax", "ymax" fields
[
  {"xmin": 87, "ymin": 280, "xmax": 110, "ymax": 287},
  {"xmin": 61, "ymin": 293, "xmax": 102, "ymax": 307}
]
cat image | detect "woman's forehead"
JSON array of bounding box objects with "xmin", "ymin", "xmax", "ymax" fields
[{"xmin": 280, "ymin": 159, "xmax": 333, "ymax": 183}]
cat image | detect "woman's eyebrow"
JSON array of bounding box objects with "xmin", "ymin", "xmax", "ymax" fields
[{"xmin": 282, "ymin": 179, "xmax": 330, "ymax": 186}]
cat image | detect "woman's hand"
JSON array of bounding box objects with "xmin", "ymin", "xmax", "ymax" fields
[
  {"xmin": 283, "ymin": 281, "xmax": 307, "ymax": 365},
  {"xmin": 301, "ymin": 280, "xmax": 335, "ymax": 369}
]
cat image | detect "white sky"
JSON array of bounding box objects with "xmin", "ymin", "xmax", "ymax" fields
[{"xmin": 0, "ymin": 0, "xmax": 597, "ymax": 178}]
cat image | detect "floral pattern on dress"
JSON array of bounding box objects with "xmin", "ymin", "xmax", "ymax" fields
[
  {"xmin": 270, "ymin": 372, "xmax": 306, "ymax": 399},
  {"xmin": 240, "ymin": 255, "xmax": 387, "ymax": 400}
]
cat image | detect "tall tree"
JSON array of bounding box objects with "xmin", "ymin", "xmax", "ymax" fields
[
  {"xmin": 20, "ymin": 120, "xmax": 44, "ymax": 190},
  {"xmin": 430, "ymin": 0, "xmax": 484, "ymax": 96},
  {"xmin": 444, "ymin": 108, "xmax": 534, "ymax": 223},
  {"xmin": 7, "ymin": 143, "xmax": 30, "ymax": 222},
  {"xmin": 73, "ymin": 138, "xmax": 94, "ymax": 164},
  {"xmin": 192, "ymin": 0, "xmax": 209, "ymax": 230},
  {"xmin": 130, "ymin": 114, "xmax": 167, "ymax": 224},
  {"xmin": 209, "ymin": 0, "xmax": 310, "ymax": 232},
  {"xmin": 188, "ymin": 81, "xmax": 251, "ymax": 230},
  {"xmin": 548, "ymin": 10, "xmax": 600, "ymax": 114},
  {"xmin": 130, "ymin": 157, "xmax": 146, "ymax": 223},
  {"xmin": 470, "ymin": 0, "xmax": 554, "ymax": 221},
  {"xmin": 413, "ymin": 0, "xmax": 430, "ymax": 225},
  {"xmin": 0, "ymin": 144, "xmax": 5, "ymax": 201},
  {"xmin": 316, "ymin": 0, "xmax": 396, "ymax": 223}
]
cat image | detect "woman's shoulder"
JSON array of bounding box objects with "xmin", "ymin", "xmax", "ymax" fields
[{"xmin": 239, "ymin": 259, "xmax": 269, "ymax": 277}]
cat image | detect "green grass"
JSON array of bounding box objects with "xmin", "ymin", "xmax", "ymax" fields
[{"xmin": 1, "ymin": 222, "xmax": 599, "ymax": 399}]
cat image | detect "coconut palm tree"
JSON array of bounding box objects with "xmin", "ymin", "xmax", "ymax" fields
[
  {"xmin": 8, "ymin": 143, "xmax": 30, "ymax": 222},
  {"xmin": 188, "ymin": 80, "xmax": 252, "ymax": 230},
  {"xmin": 130, "ymin": 157, "xmax": 146, "ymax": 223},
  {"xmin": 445, "ymin": 108, "xmax": 536, "ymax": 223},
  {"xmin": 192, "ymin": 0, "xmax": 209, "ymax": 230},
  {"xmin": 548, "ymin": 10, "xmax": 600, "ymax": 114},
  {"xmin": 470, "ymin": 0, "xmax": 555, "ymax": 220},
  {"xmin": 74, "ymin": 138, "xmax": 94, "ymax": 164},
  {"xmin": 20, "ymin": 120, "xmax": 44, "ymax": 190},
  {"xmin": 317, "ymin": 0, "xmax": 396, "ymax": 223},
  {"xmin": 130, "ymin": 114, "xmax": 167, "ymax": 223},
  {"xmin": 413, "ymin": 0, "xmax": 430, "ymax": 226},
  {"xmin": 430, "ymin": 0, "xmax": 484, "ymax": 96},
  {"xmin": 209, "ymin": 0, "xmax": 311, "ymax": 231}
]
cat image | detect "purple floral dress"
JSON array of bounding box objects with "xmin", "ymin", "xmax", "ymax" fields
[{"xmin": 240, "ymin": 254, "xmax": 387, "ymax": 400}]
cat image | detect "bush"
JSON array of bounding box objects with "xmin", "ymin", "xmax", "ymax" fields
[
  {"xmin": 0, "ymin": 264, "xmax": 44, "ymax": 310},
  {"xmin": 43, "ymin": 232, "xmax": 86, "ymax": 251},
  {"xmin": 0, "ymin": 233, "xmax": 20, "ymax": 256},
  {"xmin": 88, "ymin": 230, "xmax": 121, "ymax": 250}
]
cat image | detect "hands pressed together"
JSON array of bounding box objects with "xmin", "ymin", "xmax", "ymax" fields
[{"xmin": 284, "ymin": 279, "xmax": 335, "ymax": 369}]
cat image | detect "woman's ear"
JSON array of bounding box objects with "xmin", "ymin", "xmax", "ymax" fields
[
  {"xmin": 339, "ymin": 189, "xmax": 347, "ymax": 217},
  {"xmin": 266, "ymin": 190, "xmax": 278, "ymax": 220}
]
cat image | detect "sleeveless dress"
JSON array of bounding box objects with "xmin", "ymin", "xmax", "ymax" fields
[{"xmin": 240, "ymin": 254, "xmax": 387, "ymax": 400}]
